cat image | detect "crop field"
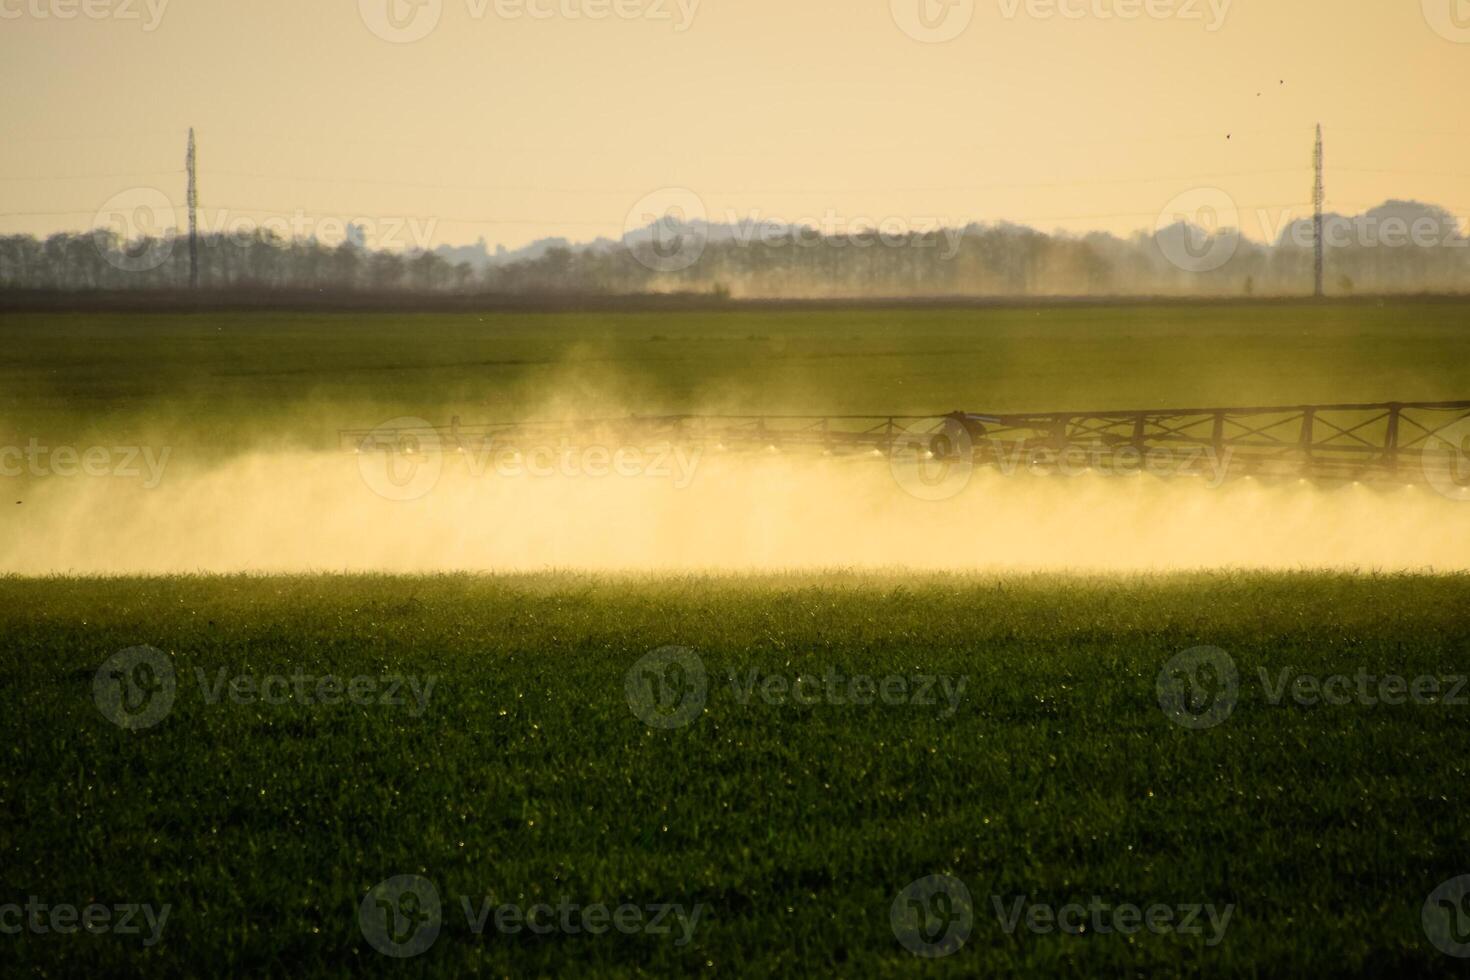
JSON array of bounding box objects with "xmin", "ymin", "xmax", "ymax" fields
[
  {"xmin": 2, "ymin": 572, "xmax": 1469, "ymax": 976},
  {"xmin": 3, "ymin": 301, "xmax": 1470, "ymax": 454},
  {"xmin": 2, "ymin": 301, "xmax": 1469, "ymax": 975},
  {"xmin": 13, "ymin": 0, "xmax": 1470, "ymax": 974}
]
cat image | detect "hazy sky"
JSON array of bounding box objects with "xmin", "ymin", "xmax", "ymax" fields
[{"xmin": 2, "ymin": 0, "xmax": 1468, "ymax": 250}]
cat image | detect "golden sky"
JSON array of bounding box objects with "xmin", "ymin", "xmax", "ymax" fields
[{"xmin": 2, "ymin": 0, "xmax": 1467, "ymax": 249}]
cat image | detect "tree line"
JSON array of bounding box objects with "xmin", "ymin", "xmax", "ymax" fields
[{"xmin": 3, "ymin": 203, "xmax": 1466, "ymax": 298}]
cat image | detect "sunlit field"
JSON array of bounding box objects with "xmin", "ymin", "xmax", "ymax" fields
[
  {"xmin": 2, "ymin": 302, "xmax": 1469, "ymax": 975},
  {"xmin": 3, "ymin": 301, "xmax": 1468, "ymax": 454},
  {"xmin": 10, "ymin": 0, "xmax": 1470, "ymax": 971},
  {"xmin": 3, "ymin": 302, "xmax": 1469, "ymax": 575}
]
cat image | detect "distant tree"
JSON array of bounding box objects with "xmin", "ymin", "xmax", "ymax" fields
[
  {"xmin": 368, "ymin": 251, "xmax": 406, "ymax": 291},
  {"xmin": 4, "ymin": 202, "xmax": 1470, "ymax": 297}
]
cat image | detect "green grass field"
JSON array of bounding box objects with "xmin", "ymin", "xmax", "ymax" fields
[
  {"xmin": 3, "ymin": 301, "xmax": 1469, "ymax": 457},
  {"xmin": 2, "ymin": 301, "xmax": 1469, "ymax": 975},
  {"xmin": 2, "ymin": 572, "xmax": 1469, "ymax": 976}
]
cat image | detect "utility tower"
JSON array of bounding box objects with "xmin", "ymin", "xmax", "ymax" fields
[
  {"xmin": 186, "ymin": 127, "xmax": 199, "ymax": 289},
  {"xmin": 1312, "ymin": 124, "xmax": 1324, "ymax": 298}
]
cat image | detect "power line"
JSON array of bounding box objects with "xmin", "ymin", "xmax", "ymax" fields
[
  {"xmin": 2, "ymin": 129, "xmax": 183, "ymax": 144},
  {"xmin": 199, "ymin": 122, "xmax": 1330, "ymax": 155},
  {"xmin": 201, "ymin": 166, "xmax": 1311, "ymax": 197},
  {"xmin": 2, "ymin": 123, "xmax": 1330, "ymax": 157},
  {"xmin": 0, "ymin": 123, "xmax": 1456, "ymax": 244},
  {"xmin": 0, "ymin": 200, "xmax": 1318, "ymax": 228},
  {"xmin": 1335, "ymin": 167, "xmax": 1470, "ymax": 181},
  {"xmin": 0, "ymin": 170, "xmax": 185, "ymax": 183}
]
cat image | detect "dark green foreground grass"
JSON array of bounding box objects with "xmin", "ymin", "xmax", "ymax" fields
[{"xmin": 2, "ymin": 572, "xmax": 1468, "ymax": 976}]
